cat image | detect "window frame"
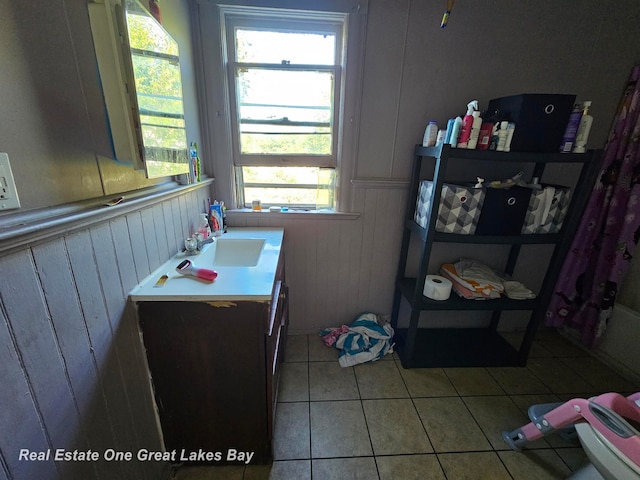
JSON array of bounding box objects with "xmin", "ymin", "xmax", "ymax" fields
[
  {"xmin": 196, "ymin": 0, "xmax": 368, "ymax": 212},
  {"xmin": 224, "ymin": 14, "xmax": 345, "ymax": 169}
]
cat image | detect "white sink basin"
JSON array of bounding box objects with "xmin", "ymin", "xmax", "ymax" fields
[{"xmin": 212, "ymin": 238, "xmax": 265, "ymax": 267}]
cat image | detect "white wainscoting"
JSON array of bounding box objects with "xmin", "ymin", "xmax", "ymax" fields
[
  {"xmin": 228, "ymin": 182, "xmax": 408, "ymax": 334},
  {"xmin": 0, "ymin": 185, "xmax": 210, "ymax": 480}
]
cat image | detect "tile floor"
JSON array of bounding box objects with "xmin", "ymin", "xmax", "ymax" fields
[{"xmin": 172, "ymin": 329, "xmax": 639, "ymax": 480}]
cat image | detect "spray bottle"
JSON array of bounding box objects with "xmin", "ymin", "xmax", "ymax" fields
[
  {"xmin": 467, "ymin": 110, "xmax": 483, "ymax": 149},
  {"xmin": 457, "ymin": 100, "xmax": 478, "ymax": 148},
  {"xmin": 572, "ymin": 101, "xmax": 593, "ymax": 153}
]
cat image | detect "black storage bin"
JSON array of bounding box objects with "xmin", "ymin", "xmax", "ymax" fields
[
  {"xmin": 476, "ymin": 186, "xmax": 532, "ymax": 235},
  {"xmin": 487, "ymin": 94, "xmax": 576, "ymax": 152}
]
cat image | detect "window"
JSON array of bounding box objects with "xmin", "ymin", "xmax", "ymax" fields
[{"xmin": 221, "ymin": 6, "xmax": 348, "ymax": 210}]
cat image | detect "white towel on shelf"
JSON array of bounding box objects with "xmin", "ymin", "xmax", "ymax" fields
[
  {"xmin": 503, "ymin": 280, "xmax": 536, "ymax": 300},
  {"xmin": 454, "ymin": 258, "xmax": 504, "ymax": 292}
]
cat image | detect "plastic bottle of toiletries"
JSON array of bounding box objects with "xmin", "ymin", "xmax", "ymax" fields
[
  {"xmin": 457, "ymin": 100, "xmax": 478, "ymax": 148},
  {"xmin": 572, "ymin": 101, "xmax": 593, "ymax": 153},
  {"xmin": 436, "ymin": 129, "xmax": 446, "ymax": 146},
  {"xmin": 467, "ymin": 111, "xmax": 483, "ymax": 149},
  {"xmin": 449, "ymin": 116, "xmax": 463, "ymax": 148},
  {"xmin": 560, "ymin": 104, "xmax": 583, "ymax": 153},
  {"xmin": 504, "ymin": 123, "xmax": 516, "ymax": 152},
  {"xmin": 496, "ymin": 121, "xmax": 510, "ymax": 151},
  {"xmin": 444, "ymin": 118, "xmax": 456, "ymax": 144},
  {"xmin": 422, "ymin": 121, "xmax": 439, "ymax": 147},
  {"xmin": 477, "ymin": 121, "xmax": 493, "ymax": 150}
]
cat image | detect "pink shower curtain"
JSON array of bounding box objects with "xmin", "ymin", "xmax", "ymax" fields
[{"xmin": 546, "ymin": 65, "xmax": 640, "ymax": 348}]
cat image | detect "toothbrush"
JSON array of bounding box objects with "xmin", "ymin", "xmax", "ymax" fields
[{"xmin": 175, "ymin": 259, "xmax": 218, "ymax": 282}]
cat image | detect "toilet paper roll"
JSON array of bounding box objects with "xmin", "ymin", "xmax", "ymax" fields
[{"xmin": 423, "ymin": 275, "xmax": 453, "ymax": 300}]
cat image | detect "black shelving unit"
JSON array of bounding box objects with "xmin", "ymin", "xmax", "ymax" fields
[{"xmin": 391, "ymin": 144, "xmax": 601, "ymax": 368}]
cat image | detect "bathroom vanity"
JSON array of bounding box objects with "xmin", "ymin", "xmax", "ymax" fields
[{"xmin": 129, "ymin": 228, "xmax": 287, "ymax": 464}]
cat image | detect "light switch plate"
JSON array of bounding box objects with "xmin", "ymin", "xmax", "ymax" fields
[{"xmin": 0, "ymin": 153, "xmax": 21, "ymax": 210}]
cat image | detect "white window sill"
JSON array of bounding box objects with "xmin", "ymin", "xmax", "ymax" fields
[{"xmin": 227, "ymin": 208, "xmax": 360, "ymax": 220}]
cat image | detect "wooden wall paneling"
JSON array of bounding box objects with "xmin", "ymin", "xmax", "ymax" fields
[
  {"xmin": 336, "ymin": 219, "xmax": 358, "ymax": 325},
  {"xmin": 0, "ymin": 308, "xmax": 59, "ymax": 480},
  {"xmin": 0, "ymin": 251, "xmax": 88, "ymax": 479},
  {"xmin": 89, "ymin": 224, "xmax": 148, "ymax": 479},
  {"xmin": 356, "ymin": 189, "xmax": 379, "ymax": 312},
  {"xmin": 112, "ymin": 215, "xmax": 170, "ymax": 479},
  {"xmin": 301, "ymin": 220, "xmax": 319, "ymax": 329},
  {"xmin": 152, "ymin": 204, "xmax": 171, "ymax": 265},
  {"xmin": 126, "ymin": 211, "xmax": 151, "ymax": 283},
  {"xmin": 162, "ymin": 200, "xmax": 179, "ymax": 256},
  {"xmin": 109, "ymin": 218, "xmax": 139, "ymax": 295},
  {"xmin": 319, "ymin": 218, "xmax": 341, "ymax": 325},
  {"xmin": 0, "ymin": 459, "xmax": 10, "ymax": 480},
  {"xmin": 367, "ymin": 189, "xmax": 404, "ymax": 315},
  {"xmin": 178, "ymin": 194, "xmax": 191, "ymax": 237},
  {"xmin": 64, "ymin": 230, "xmax": 128, "ymax": 479},
  {"xmin": 31, "ymin": 239, "xmax": 108, "ymax": 479},
  {"xmin": 140, "ymin": 208, "xmax": 161, "ymax": 273}
]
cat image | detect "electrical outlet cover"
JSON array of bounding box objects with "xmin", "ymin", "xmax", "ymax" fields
[{"xmin": 0, "ymin": 153, "xmax": 21, "ymax": 210}]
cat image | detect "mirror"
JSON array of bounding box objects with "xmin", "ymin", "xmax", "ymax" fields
[
  {"xmin": 88, "ymin": 0, "xmax": 190, "ymax": 179},
  {"xmin": 121, "ymin": 0, "xmax": 190, "ymax": 178}
]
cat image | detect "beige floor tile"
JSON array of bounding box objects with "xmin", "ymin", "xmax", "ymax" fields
[
  {"xmin": 310, "ymin": 401, "xmax": 373, "ymax": 458},
  {"xmin": 264, "ymin": 460, "xmax": 311, "ymax": 480},
  {"xmin": 278, "ymin": 362, "xmax": 308, "ymax": 402},
  {"xmin": 501, "ymin": 331, "xmax": 554, "ymax": 358},
  {"xmin": 362, "ymin": 399, "xmax": 433, "ymax": 455},
  {"xmin": 554, "ymin": 447, "xmax": 590, "ymax": 472},
  {"xmin": 498, "ymin": 449, "xmax": 572, "ymax": 479},
  {"xmin": 463, "ymin": 395, "xmax": 549, "ymax": 450},
  {"xmin": 172, "ymin": 465, "xmax": 244, "ymax": 480},
  {"xmin": 309, "ymin": 362, "xmax": 359, "ymax": 401},
  {"xmin": 438, "ymin": 452, "xmax": 512, "ymax": 480},
  {"xmin": 487, "ymin": 366, "xmax": 551, "ymax": 394},
  {"xmin": 376, "ymin": 454, "xmax": 445, "ymax": 480},
  {"xmin": 534, "ymin": 330, "xmax": 589, "ymax": 357},
  {"xmin": 413, "ymin": 397, "xmax": 491, "ymax": 452},
  {"xmin": 311, "ymin": 457, "xmax": 378, "ymax": 480},
  {"xmin": 559, "ymin": 356, "xmax": 639, "ymax": 393},
  {"xmin": 527, "ymin": 358, "xmax": 597, "ymax": 394},
  {"xmin": 444, "ymin": 367, "xmax": 505, "ymax": 395},
  {"xmin": 284, "ymin": 335, "xmax": 308, "ymax": 362},
  {"xmin": 398, "ymin": 366, "xmax": 458, "ymax": 398},
  {"xmin": 308, "ymin": 335, "xmax": 340, "ymax": 362},
  {"xmin": 272, "ymin": 402, "xmax": 310, "ymax": 460},
  {"xmin": 242, "ymin": 464, "xmax": 270, "ymax": 480},
  {"xmin": 354, "ymin": 360, "xmax": 409, "ymax": 399}
]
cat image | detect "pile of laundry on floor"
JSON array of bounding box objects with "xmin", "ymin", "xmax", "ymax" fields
[
  {"xmin": 439, "ymin": 258, "xmax": 536, "ymax": 300},
  {"xmin": 320, "ymin": 312, "xmax": 394, "ymax": 367}
]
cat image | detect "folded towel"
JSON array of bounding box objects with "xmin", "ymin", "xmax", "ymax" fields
[
  {"xmin": 439, "ymin": 266, "xmax": 498, "ymax": 300},
  {"xmin": 503, "ymin": 280, "xmax": 536, "ymax": 300},
  {"xmin": 441, "ymin": 263, "xmax": 503, "ymax": 297},
  {"xmin": 454, "ymin": 258, "xmax": 505, "ymax": 292}
]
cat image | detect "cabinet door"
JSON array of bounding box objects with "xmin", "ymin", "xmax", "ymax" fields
[{"xmin": 138, "ymin": 301, "xmax": 267, "ymax": 458}]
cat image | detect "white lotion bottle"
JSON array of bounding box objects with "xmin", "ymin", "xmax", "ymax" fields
[
  {"xmin": 573, "ymin": 101, "xmax": 593, "ymax": 153},
  {"xmin": 422, "ymin": 121, "xmax": 439, "ymax": 147}
]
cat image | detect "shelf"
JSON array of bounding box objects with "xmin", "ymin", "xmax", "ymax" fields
[
  {"xmin": 394, "ymin": 327, "xmax": 522, "ymax": 368},
  {"xmin": 391, "ymin": 144, "xmax": 601, "ymax": 368},
  {"xmin": 416, "ymin": 144, "xmax": 596, "ymax": 164},
  {"xmin": 398, "ymin": 278, "xmax": 538, "ymax": 311},
  {"xmin": 407, "ymin": 219, "xmax": 562, "ymax": 244}
]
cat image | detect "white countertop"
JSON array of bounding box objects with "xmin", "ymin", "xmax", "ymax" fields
[{"xmin": 129, "ymin": 227, "xmax": 284, "ymax": 302}]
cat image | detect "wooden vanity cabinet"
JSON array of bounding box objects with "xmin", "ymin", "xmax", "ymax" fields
[{"xmin": 136, "ymin": 256, "xmax": 288, "ymax": 464}]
